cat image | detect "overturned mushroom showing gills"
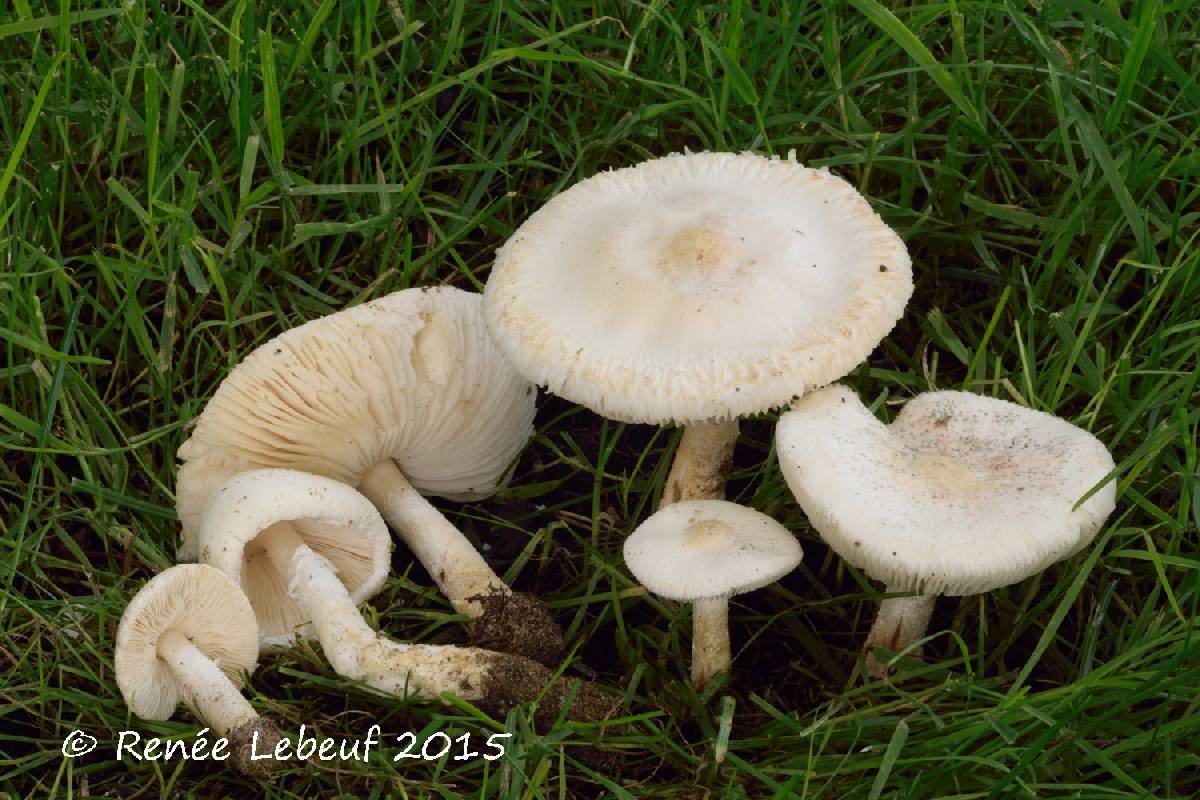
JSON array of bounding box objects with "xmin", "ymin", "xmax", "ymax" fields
[
  {"xmin": 115, "ymin": 564, "xmax": 282, "ymax": 775},
  {"xmin": 175, "ymin": 287, "xmax": 563, "ymax": 665},
  {"xmin": 484, "ymin": 151, "xmax": 912, "ymax": 507},
  {"xmin": 776, "ymin": 384, "xmax": 1118, "ymax": 677},
  {"xmin": 623, "ymin": 500, "xmax": 803, "ymax": 688},
  {"xmin": 198, "ymin": 469, "xmax": 613, "ymax": 726}
]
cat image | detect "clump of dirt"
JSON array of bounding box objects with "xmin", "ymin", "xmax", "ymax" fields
[
  {"xmin": 468, "ymin": 587, "xmax": 565, "ymax": 667},
  {"xmin": 227, "ymin": 717, "xmax": 283, "ymax": 777},
  {"xmin": 478, "ymin": 653, "xmax": 618, "ymax": 727}
]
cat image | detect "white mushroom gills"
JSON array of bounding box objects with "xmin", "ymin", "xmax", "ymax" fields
[
  {"xmin": 623, "ymin": 500, "xmax": 803, "ymax": 689},
  {"xmin": 775, "ymin": 384, "xmax": 1118, "ymax": 678},
  {"xmin": 173, "ymin": 287, "xmax": 536, "ymax": 635}
]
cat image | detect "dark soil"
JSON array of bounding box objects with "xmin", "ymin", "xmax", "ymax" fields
[
  {"xmin": 468, "ymin": 587, "xmax": 566, "ymax": 667},
  {"xmin": 226, "ymin": 717, "xmax": 284, "ymax": 778}
]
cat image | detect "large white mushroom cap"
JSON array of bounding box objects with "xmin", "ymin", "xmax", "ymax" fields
[
  {"xmin": 776, "ymin": 385, "xmax": 1118, "ymax": 596},
  {"xmin": 623, "ymin": 500, "xmax": 803, "ymax": 600},
  {"xmin": 197, "ymin": 469, "xmax": 391, "ymax": 649},
  {"xmin": 115, "ymin": 564, "xmax": 260, "ymax": 720},
  {"xmin": 175, "ymin": 286, "xmax": 535, "ymax": 561},
  {"xmin": 484, "ymin": 151, "xmax": 912, "ymax": 425}
]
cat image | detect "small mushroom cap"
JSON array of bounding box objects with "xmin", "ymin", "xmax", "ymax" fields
[
  {"xmin": 484, "ymin": 151, "xmax": 912, "ymax": 425},
  {"xmin": 175, "ymin": 286, "xmax": 535, "ymax": 561},
  {"xmin": 776, "ymin": 385, "xmax": 1118, "ymax": 596},
  {"xmin": 115, "ymin": 564, "xmax": 259, "ymax": 720},
  {"xmin": 623, "ymin": 500, "xmax": 803, "ymax": 601},
  {"xmin": 197, "ymin": 468, "xmax": 391, "ymax": 649}
]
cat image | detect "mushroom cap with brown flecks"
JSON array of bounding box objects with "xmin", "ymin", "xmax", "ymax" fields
[
  {"xmin": 484, "ymin": 151, "xmax": 912, "ymax": 425},
  {"xmin": 776, "ymin": 384, "xmax": 1117, "ymax": 596}
]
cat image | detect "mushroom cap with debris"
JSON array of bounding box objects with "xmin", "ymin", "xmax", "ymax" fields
[
  {"xmin": 484, "ymin": 150, "xmax": 912, "ymax": 425},
  {"xmin": 115, "ymin": 564, "xmax": 260, "ymax": 720},
  {"xmin": 197, "ymin": 469, "xmax": 391, "ymax": 649},
  {"xmin": 175, "ymin": 287, "xmax": 536, "ymax": 561},
  {"xmin": 623, "ymin": 500, "xmax": 803, "ymax": 601},
  {"xmin": 776, "ymin": 385, "xmax": 1117, "ymax": 596}
]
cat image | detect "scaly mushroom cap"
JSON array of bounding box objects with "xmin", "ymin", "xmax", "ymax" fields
[
  {"xmin": 175, "ymin": 286, "xmax": 536, "ymax": 561},
  {"xmin": 484, "ymin": 151, "xmax": 912, "ymax": 425},
  {"xmin": 623, "ymin": 500, "xmax": 803, "ymax": 600},
  {"xmin": 115, "ymin": 564, "xmax": 260, "ymax": 720},
  {"xmin": 197, "ymin": 469, "xmax": 391, "ymax": 649},
  {"xmin": 776, "ymin": 385, "xmax": 1118, "ymax": 596}
]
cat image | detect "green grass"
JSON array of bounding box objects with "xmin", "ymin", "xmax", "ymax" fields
[{"xmin": 2, "ymin": 0, "xmax": 1198, "ymax": 797}]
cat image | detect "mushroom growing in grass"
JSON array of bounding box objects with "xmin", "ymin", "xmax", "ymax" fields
[
  {"xmin": 115, "ymin": 564, "xmax": 282, "ymax": 776},
  {"xmin": 623, "ymin": 500, "xmax": 803, "ymax": 688},
  {"xmin": 198, "ymin": 469, "xmax": 615, "ymax": 726},
  {"xmin": 776, "ymin": 384, "xmax": 1118, "ymax": 677},
  {"xmin": 175, "ymin": 287, "xmax": 564, "ymax": 665},
  {"xmin": 484, "ymin": 151, "xmax": 912, "ymax": 507}
]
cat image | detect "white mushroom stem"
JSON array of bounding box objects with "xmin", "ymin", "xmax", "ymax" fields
[
  {"xmin": 690, "ymin": 595, "xmax": 731, "ymax": 689},
  {"xmin": 661, "ymin": 420, "xmax": 740, "ymax": 507},
  {"xmin": 863, "ymin": 587, "xmax": 937, "ymax": 678},
  {"xmin": 257, "ymin": 522, "xmax": 494, "ymax": 699},
  {"xmin": 358, "ymin": 460, "xmax": 508, "ymax": 618},
  {"xmin": 156, "ymin": 629, "xmax": 259, "ymax": 735}
]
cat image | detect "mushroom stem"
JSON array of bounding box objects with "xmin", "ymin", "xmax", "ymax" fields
[
  {"xmin": 661, "ymin": 420, "xmax": 739, "ymax": 507},
  {"xmin": 690, "ymin": 596, "xmax": 731, "ymax": 689},
  {"xmin": 258, "ymin": 524, "xmax": 604, "ymax": 723},
  {"xmin": 157, "ymin": 629, "xmax": 257, "ymax": 735},
  {"xmin": 357, "ymin": 460, "xmax": 566, "ymax": 666},
  {"xmin": 863, "ymin": 587, "xmax": 936, "ymax": 678},
  {"xmin": 358, "ymin": 460, "xmax": 506, "ymax": 618}
]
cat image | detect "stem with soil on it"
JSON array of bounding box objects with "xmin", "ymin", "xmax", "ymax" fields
[
  {"xmin": 156, "ymin": 629, "xmax": 283, "ymax": 775},
  {"xmin": 690, "ymin": 595, "xmax": 731, "ymax": 689},
  {"xmin": 863, "ymin": 587, "xmax": 937, "ymax": 678},
  {"xmin": 257, "ymin": 523, "xmax": 608, "ymax": 725},
  {"xmin": 660, "ymin": 420, "xmax": 740, "ymax": 508},
  {"xmin": 357, "ymin": 460, "xmax": 564, "ymax": 665}
]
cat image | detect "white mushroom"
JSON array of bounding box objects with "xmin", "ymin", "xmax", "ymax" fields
[
  {"xmin": 115, "ymin": 564, "xmax": 282, "ymax": 775},
  {"xmin": 484, "ymin": 151, "xmax": 912, "ymax": 506},
  {"xmin": 175, "ymin": 287, "xmax": 562, "ymax": 664},
  {"xmin": 776, "ymin": 384, "xmax": 1118, "ymax": 677},
  {"xmin": 623, "ymin": 500, "xmax": 803, "ymax": 688},
  {"xmin": 197, "ymin": 469, "xmax": 613, "ymax": 725}
]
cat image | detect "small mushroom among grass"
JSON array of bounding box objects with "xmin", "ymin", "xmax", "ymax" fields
[
  {"xmin": 175, "ymin": 287, "xmax": 564, "ymax": 665},
  {"xmin": 484, "ymin": 151, "xmax": 912, "ymax": 507},
  {"xmin": 198, "ymin": 469, "xmax": 614, "ymax": 726},
  {"xmin": 776, "ymin": 384, "xmax": 1118, "ymax": 677},
  {"xmin": 623, "ymin": 500, "xmax": 803, "ymax": 688},
  {"xmin": 115, "ymin": 564, "xmax": 283, "ymax": 776}
]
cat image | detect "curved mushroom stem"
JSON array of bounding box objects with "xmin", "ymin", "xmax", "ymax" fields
[
  {"xmin": 690, "ymin": 596, "xmax": 731, "ymax": 689},
  {"xmin": 357, "ymin": 460, "xmax": 565, "ymax": 665},
  {"xmin": 258, "ymin": 523, "xmax": 607, "ymax": 725},
  {"xmin": 863, "ymin": 587, "xmax": 937, "ymax": 678},
  {"xmin": 661, "ymin": 420, "xmax": 739, "ymax": 507},
  {"xmin": 157, "ymin": 630, "xmax": 283, "ymax": 775}
]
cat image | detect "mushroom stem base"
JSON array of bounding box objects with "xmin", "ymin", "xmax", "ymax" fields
[
  {"xmin": 261, "ymin": 524, "xmax": 595, "ymax": 721},
  {"xmin": 157, "ymin": 629, "xmax": 259, "ymax": 736},
  {"xmin": 864, "ymin": 589, "xmax": 936, "ymax": 678},
  {"xmin": 358, "ymin": 460, "xmax": 565, "ymax": 665},
  {"xmin": 358, "ymin": 460, "xmax": 507, "ymax": 617},
  {"xmin": 661, "ymin": 420, "xmax": 739, "ymax": 507},
  {"xmin": 691, "ymin": 596, "xmax": 731, "ymax": 689}
]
